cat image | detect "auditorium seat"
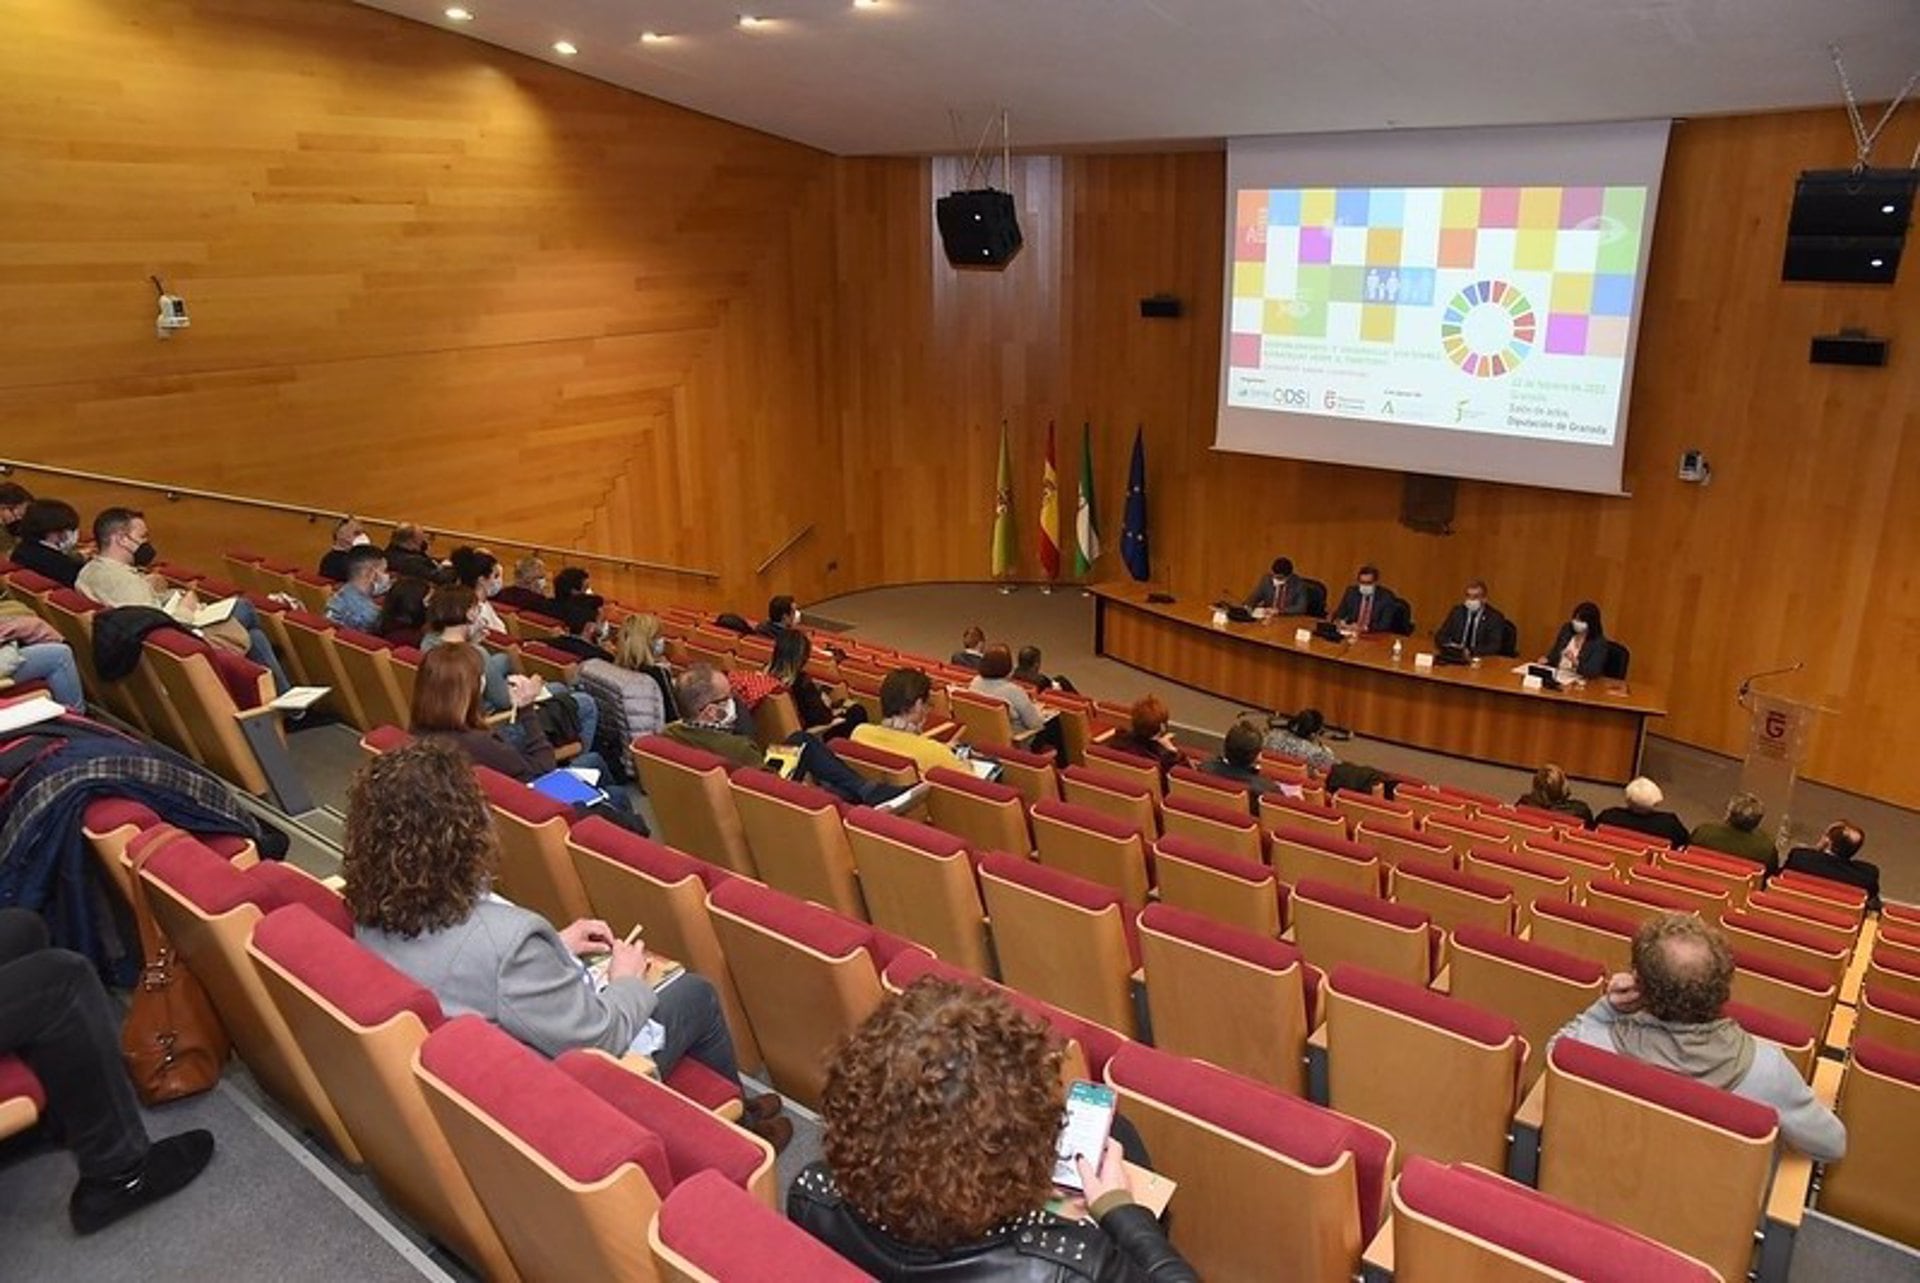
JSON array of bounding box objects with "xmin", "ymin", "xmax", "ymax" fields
[
  {"xmin": 140, "ymin": 630, "xmax": 278, "ymax": 797},
  {"xmin": 945, "ymin": 686, "xmax": 1033, "ymax": 751},
  {"xmin": 281, "ymin": 609, "xmax": 367, "ymax": 728},
  {"xmin": 1420, "ymin": 812, "xmax": 1513, "ymax": 863},
  {"xmin": 1030, "ymin": 689, "xmax": 1093, "ymax": 766},
  {"xmin": 1876, "ymin": 921, "xmax": 1920, "ymax": 973},
  {"xmin": 987, "ymin": 742, "xmax": 1060, "ymax": 808},
  {"xmin": 1291, "ymin": 879, "xmax": 1434, "ymax": 986},
  {"xmin": 1515, "ymin": 836, "xmax": 1617, "ymax": 898},
  {"xmin": 706, "ymin": 877, "xmax": 928, "ymax": 1108},
  {"xmin": 1742, "ymin": 889, "xmax": 1859, "ymax": 954},
  {"xmin": 1161, "ymin": 792, "xmax": 1265, "ymax": 864},
  {"xmin": 1526, "ymin": 898, "xmax": 1638, "ymax": 974},
  {"xmin": 565, "ymin": 818, "xmax": 762, "ymax": 1073},
  {"xmin": 1258, "ymin": 792, "xmax": 1348, "ymax": 844},
  {"xmin": 1393, "ymin": 783, "xmax": 1470, "ymax": 829},
  {"xmin": 1724, "ymin": 1000, "xmax": 1819, "ymax": 1081},
  {"xmin": 918, "ymin": 765, "xmax": 1026, "ymax": 854},
  {"xmin": 842, "ymin": 807, "xmax": 990, "ymax": 975},
  {"xmin": 358, "ymin": 724, "xmax": 411, "ymax": 762},
  {"xmin": 1865, "ymin": 945, "xmax": 1920, "ymax": 1003},
  {"xmin": 1771, "ymin": 871, "xmax": 1869, "ymax": 920},
  {"xmin": 1855, "ymin": 984, "xmax": 1920, "ymax": 1055},
  {"xmin": 1624, "ymin": 863, "xmax": 1732, "ymax": 923},
  {"xmin": 1818, "ymin": 1037, "xmax": 1920, "ymax": 1250},
  {"xmin": 1657, "ymin": 845, "xmax": 1764, "ymax": 909},
  {"xmin": 388, "ymin": 644, "xmax": 423, "ymax": 714},
  {"xmin": 1060, "ymin": 764, "xmax": 1161, "ymax": 838},
  {"xmin": 474, "ymin": 766, "xmax": 591, "ymax": 926},
  {"xmin": 1730, "ymin": 949, "xmax": 1839, "ymax": 1040},
  {"xmin": 414, "ymin": 1018, "xmax": 775, "ymax": 1283},
  {"xmin": 631, "ymin": 735, "xmax": 755, "ymax": 878},
  {"xmin": 1140, "ymin": 904, "xmax": 1312, "ymax": 1094},
  {"xmin": 39, "ymin": 588, "xmax": 148, "ymax": 731},
  {"xmin": 683, "ymin": 628, "xmax": 738, "ymax": 670},
  {"xmin": 1153, "ymin": 834, "xmax": 1288, "ymax": 937},
  {"xmin": 1472, "ymin": 806, "xmax": 1558, "ymax": 849},
  {"xmin": 1720, "ymin": 909, "xmax": 1851, "ymax": 986},
  {"xmin": 247, "ymin": 905, "xmax": 520, "ymax": 1282},
  {"xmin": 1537, "ymin": 1038, "xmax": 1778, "ymax": 1282},
  {"xmin": 1387, "ymin": 1156, "xmax": 1719, "ymax": 1282},
  {"xmin": 745, "ymin": 688, "xmax": 803, "ymax": 748},
  {"xmin": 831, "ymin": 737, "xmax": 920, "ymax": 793},
  {"xmin": 1583, "ymin": 876, "xmax": 1698, "ymax": 927},
  {"xmin": 1105, "ymin": 1041, "xmax": 1394, "ymax": 1283},
  {"xmin": 1447, "ymin": 925, "xmax": 1605, "ymax": 1089},
  {"xmin": 221, "ymin": 550, "xmax": 267, "ymax": 594},
  {"xmin": 1389, "ymin": 861, "xmax": 1515, "ymax": 941},
  {"xmin": 135, "ymin": 829, "xmax": 360, "ymax": 1161},
  {"xmin": 1272, "ymin": 825, "xmax": 1383, "ymax": 898},
  {"xmin": 650, "ymin": 1169, "xmax": 876, "ymax": 1283},
  {"xmin": 0, "ymin": 1055, "xmax": 44, "ymax": 1145},
  {"xmin": 1355, "ymin": 821, "xmax": 1453, "ymax": 877},
  {"xmin": 1084, "ymin": 742, "xmax": 1166, "ymax": 802},
  {"xmin": 1166, "ymin": 763, "xmax": 1253, "ymax": 812},
  {"xmin": 979, "ymin": 853, "xmax": 1139, "ymax": 1037},
  {"xmin": 81, "ymin": 797, "xmax": 258, "ymax": 908},
  {"xmin": 1463, "ymin": 846, "xmax": 1573, "ymax": 931},
  {"xmin": 1333, "ymin": 790, "xmax": 1417, "ymax": 838},
  {"xmin": 518, "ymin": 640, "xmax": 580, "ymax": 687},
  {"xmin": 1031, "ymin": 799, "xmax": 1152, "ymax": 909},
  {"xmin": 329, "ymin": 628, "xmax": 411, "ymax": 731},
  {"xmin": 727, "ymin": 770, "xmax": 864, "ymax": 918}
]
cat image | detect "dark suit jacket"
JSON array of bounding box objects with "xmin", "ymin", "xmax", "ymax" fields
[
  {"xmin": 1781, "ymin": 848, "xmax": 1882, "ymax": 910},
  {"xmin": 1331, "ymin": 585, "xmax": 1412, "ymax": 635},
  {"xmin": 1593, "ymin": 805, "xmax": 1691, "ymax": 849},
  {"xmin": 1434, "ymin": 603, "xmax": 1511, "ymax": 657},
  {"xmin": 548, "ymin": 634, "xmax": 614, "ymax": 664},
  {"xmin": 494, "ymin": 586, "xmax": 555, "ymax": 615},
  {"xmin": 1542, "ymin": 624, "xmax": 1609, "ymax": 678},
  {"xmin": 949, "ymin": 650, "xmax": 983, "ymax": 670},
  {"xmin": 1243, "ymin": 574, "xmax": 1311, "ymax": 614},
  {"xmin": 384, "ymin": 544, "xmax": 443, "ymax": 583},
  {"xmin": 9, "ymin": 539, "xmax": 83, "ymax": 588}
]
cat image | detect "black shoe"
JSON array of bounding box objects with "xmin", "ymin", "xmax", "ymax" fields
[
  {"xmin": 70, "ymin": 1130, "xmax": 215, "ymax": 1236},
  {"xmin": 744, "ymin": 1092, "xmax": 785, "ymax": 1124},
  {"xmin": 748, "ymin": 1115, "xmax": 795, "ymax": 1154}
]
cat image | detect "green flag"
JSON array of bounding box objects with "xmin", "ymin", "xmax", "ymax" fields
[
  {"xmin": 991, "ymin": 421, "xmax": 1015, "ymax": 577},
  {"xmin": 1074, "ymin": 422, "xmax": 1100, "ymax": 577}
]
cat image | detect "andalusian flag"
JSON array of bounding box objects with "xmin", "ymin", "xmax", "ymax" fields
[
  {"xmin": 1038, "ymin": 421, "xmax": 1061, "ymax": 580},
  {"xmin": 991, "ymin": 421, "xmax": 1015, "ymax": 578},
  {"xmin": 1074, "ymin": 422, "xmax": 1100, "ymax": 577}
]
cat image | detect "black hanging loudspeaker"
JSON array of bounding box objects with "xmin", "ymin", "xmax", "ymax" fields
[
  {"xmin": 936, "ymin": 189, "xmax": 1023, "ymax": 269},
  {"xmin": 1781, "ymin": 168, "xmax": 1916, "ymax": 285}
]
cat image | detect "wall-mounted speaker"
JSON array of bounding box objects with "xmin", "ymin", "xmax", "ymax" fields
[
  {"xmin": 1139, "ymin": 294, "xmax": 1183, "ymax": 319},
  {"xmin": 935, "ymin": 189, "xmax": 1023, "ymax": 269},
  {"xmin": 1809, "ymin": 331, "xmax": 1889, "ymax": 367},
  {"xmin": 1782, "ymin": 168, "xmax": 1917, "ymax": 284}
]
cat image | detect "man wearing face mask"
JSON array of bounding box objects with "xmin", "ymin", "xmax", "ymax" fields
[
  {"xmin": 549, "ymin": 595, "xmax": 616, "ymax": 664},
  {"xmin": 384, "ymin": 522, "xmax": 443, "ymax": 584},
  {"xmin": 324, "ymin": 545, "xmax": 389, "ymax": 632},
  {"xmin": 77, "ymin": 507, "xmax": 290, "ymax": 691},
  {"xmin": 10, "ymin": 499, "xmax": 86, "ymax": 587},
  {"xmin": 1330, "ymin": 563, "xmax": 1412, "ymax": 636},
  {"xmin": 318, "ymin": 516, "xmax": 373, "ymax": 583},
  {"xmin": 494, "ymin": 555, "xmax": 556, "ymax": 615},
  {"xmin": 0, "ymin": 482, "xmax": 35, "ymax": 541},
  {"xmin": 1432, "ymin": 579, "xmax": 1512, "ymax": 658}
]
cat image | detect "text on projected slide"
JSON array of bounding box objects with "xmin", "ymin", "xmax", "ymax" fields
[{"xmin": 1227, "ymin": 185, "xmax": 1647, "ymax": 446}]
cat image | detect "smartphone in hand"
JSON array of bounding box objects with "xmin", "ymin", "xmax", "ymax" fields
[{"xmin": 1051, "ymin": 1081, "xmax": 1118, "ymax": 1191}]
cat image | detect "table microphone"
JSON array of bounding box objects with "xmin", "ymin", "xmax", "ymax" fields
[{"xmin": 1736, "ymin": 660, "xmax": 1804, "ymax": 706}]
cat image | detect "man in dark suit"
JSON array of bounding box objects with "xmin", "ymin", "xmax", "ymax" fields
[
  {"xmin": 1243, "ymin": 556, "xmax": 1312, "ymax": 615},
  {"xmin": 1781, "ymin": 821, "xmax": 1880, "ymax": 910},
  {"xmin": 383, "ymin": 521, "xmax": 443, "ymax": 583},
  {"xmin": 1432, "ymin": 579, "xmax": 1511, "ymax": 657},
  {"xmin": 755, "ymin": 594, "xmax": 798, "ymax": 639},
  {"xmin": 548, "ymin": 594, "xmax": 614, "ymax": 663},
  {"xmin": 950, "ymin": 624, "xmax": 986, "ymax": 669},
  {"xmin": 1330, "ymin": 563, "xmax": 1412, "ymax": 635}
]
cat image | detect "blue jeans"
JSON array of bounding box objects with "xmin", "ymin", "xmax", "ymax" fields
[
  {"xmin": 228, "ymin": 599, "xmax": 289, "ymax": 693},
  {"xmin": 12, "ymin": 642, "xmax": 86, "ymax": 713}
]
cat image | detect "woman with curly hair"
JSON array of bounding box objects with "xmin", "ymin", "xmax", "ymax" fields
[
  {"xmin": 342, "ymin": 739, "xmax": 791, "ymax": 1151},
  {"xmin": 788, "ymin": 978, "xmax": 1195, "ymax": 1280}
]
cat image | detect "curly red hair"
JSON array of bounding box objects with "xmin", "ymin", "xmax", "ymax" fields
[{"xmin": 822, "ymin": 979, "xmax": 1065, "ymax": 1247}]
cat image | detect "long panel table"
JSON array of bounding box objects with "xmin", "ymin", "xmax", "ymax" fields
[{"xmin": 1092, "ymin": 584, "xmax": 1666, "ymax": 782}]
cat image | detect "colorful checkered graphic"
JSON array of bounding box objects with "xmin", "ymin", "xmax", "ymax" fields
[{"xmin": 1230, "ymin": 184, "xmax": 1645, "ymax": 373}]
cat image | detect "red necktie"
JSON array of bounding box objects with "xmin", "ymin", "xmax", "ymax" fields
[{"xmin": 1358, "ymin": 596, "xmax": 1372, "ymax": 632}]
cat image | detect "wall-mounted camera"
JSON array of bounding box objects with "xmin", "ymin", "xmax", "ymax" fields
[{"xmin": 153, "ymin": 275, "xmax": 189, "ymax": 339}]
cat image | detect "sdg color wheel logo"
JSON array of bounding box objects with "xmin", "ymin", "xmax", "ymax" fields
[{"xmin": 1440, "ymin": 279, "xmax": 1536, "ymax": 378}]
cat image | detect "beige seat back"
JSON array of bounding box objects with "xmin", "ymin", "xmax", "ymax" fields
[
  {"xmin": 844, "ymin": 809, "xmax": 991, "ymax": 975},
  {"xmin": 475, "ymin": 767, "xmax": 592, "ymax": 925},
  {"xmin": 140, "ymin": 632, "xmax": 274, "ymax": 796},
  {"xmin": 1817, "ymin": 1037, "xmax": 1920, "ymax": 1246},
  {"xmin": 728, "ymin": 771, "xmax": 865, "ymax": 918},
  {"xmin": 978, "ymin": 854, "xmax": 1137, "ymax": 1037},
  {"xmin": 1291, "ymin": 880, "xmax": 1432, "ymax": 986},
  {"xmin": 924, "ymin": 767, "xmax": 1031, "ymax": 855},
  {"xmin": 632, "ymin": 735, "xmax": 756, "ymax": 877},
  {"xmin": 1448, "ymin": 926, "xmax": 1605, "ymax": 1090},
  {"xmin": 1030, "ymin": 800, "xmax": 1152, "ymax": 909},
  {"xmin": 1153, "ymin": 836, "xmax": 1285, "ymax": 937},
  {"xmin": 1140, "ymin": 904, "xmax": 1309, "ymax": 1095}
]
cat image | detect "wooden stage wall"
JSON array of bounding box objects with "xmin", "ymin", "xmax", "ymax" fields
[{"xmin": 2, "ymin": 0, "xmax": 1916, "ymax": 806}]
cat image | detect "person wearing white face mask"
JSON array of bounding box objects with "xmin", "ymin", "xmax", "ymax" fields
[
  {"xmin": 1331, "ymin": 563, "xmax": 1413, "ymax": 636},
  {"xmin": 449, "ymin": 546, "xmax": 510, "ymax": 636},
  {"xmin": 324, "ymin": 545, "xmax": 389, "ymax": 632},
  {"xmin": 1432, "ymin": 578, "xmax": 1513, "ymax": 658},
  {"xmin": 577, "ymin": 613, "xmax": 676, "ymax": 749},
  {"xmin": 754, "ymin": 594, "xmax": 801, "ymax": 639},
  {"xmin": 10, "ymin": 498, "xmax": 86, "ymax": 588},
  {"xmin": 1539, "ymin": 600, "xmax": 1611, "ymax": 680},
  {"xmin": 318, "ymin": 515, "xmax": 371, "ymax": 583}
]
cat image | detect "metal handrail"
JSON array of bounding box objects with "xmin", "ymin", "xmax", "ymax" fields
[
  {"xmin": 755, "ymin": 523, "xmax": 816, "ymax": 576},
  {"xmin": 0, "ymin": 457, "xmax": 720, "ymax": 581}
]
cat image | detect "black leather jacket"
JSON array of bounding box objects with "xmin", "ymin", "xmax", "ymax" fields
[{"xmin": 786, "ymin": 1163, "xmax": 1199, "ymax": 1283}]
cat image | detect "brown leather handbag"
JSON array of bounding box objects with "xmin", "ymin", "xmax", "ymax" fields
[{"xmin": 121, "ymin": 827, "xmax": 231, "ymax": 1104}]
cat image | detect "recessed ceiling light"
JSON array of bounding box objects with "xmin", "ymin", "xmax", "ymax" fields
[
  {"xmin": 444, "ymin": 6, "xmax": 473, "ymax": 19},
  {"xmin": 853, "ymin": 0, "xmax": 882, "ymax": 8},
  {"xmin": 738, "ymin": 14, "xmax": 768, "ymax": 28},
  {"xmin": 639, "ymin": 30, "xmax": 670, "ymax": 43},
  {"xmin": 552, "ymin": 39, "xmax": 578, "ymax": 55}
]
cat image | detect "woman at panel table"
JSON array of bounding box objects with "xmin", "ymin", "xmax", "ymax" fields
[{"xmin": 1539, "ymin": 601, "xmax": 1611, "ymax": 681}]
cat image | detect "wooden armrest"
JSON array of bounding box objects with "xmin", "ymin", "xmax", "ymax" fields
[
  {"xmin": 1307, "ymin": 1023, "xmax": 1329, "ymax": 1052},
  {"xmin": 924, "ymin": 720, "xmax": 962, "ymax": 744},
  {"xmin": 234, "ymin": 704, "xmax": 287, "ymax": 723},
  {"xmin": 1092, "ymin": 727, "xmax": 1117, "ymax": 745},
  {"xmin": 1360, "ymin": 1215, "xmax": 1396, "ymax": 1281},
  {"xmin": 1010, "ymin": 725, "xmax": 1042, "ymax": 745},
  {"xmin": 1513, "ymin": 1073, "xmax": 1547, "ymax": 1130},
  {"xmin": 1429, "ymin": 963, "xmax": 1452, "ymax": 994},
  {"xmin": 1765, "ymin": 1150, "xmax": 1814, "ymax": 1231},
  {"xmin": 1825, "ymin": 1003, "xmax": 1856, "ymax": 1053},
  {"xmin": 484, "ymin": 708, "xmax": 514, "ymax": 727},
  {"xmin": 1811, "ymin": 1056, "xmax": 1845, "ymax": 1107}
]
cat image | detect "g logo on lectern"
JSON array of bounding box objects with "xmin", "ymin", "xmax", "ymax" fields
[{"xmin": 1763, "ymin": 710, "xmax": 1788, "ymax": 742}]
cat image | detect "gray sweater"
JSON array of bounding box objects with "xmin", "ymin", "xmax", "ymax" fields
[
  {"xmin": 1551, "ymin": 998, "xmax": 1846, "ymax": 1161},
  {"xmin": 358, "ymin": 897, "xmax": 655, "ymax": 1058}
]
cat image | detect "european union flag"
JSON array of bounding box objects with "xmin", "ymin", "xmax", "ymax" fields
[{"xmin": 1121, "ymin": 426, "xmax": 1149, "ymax": 582}]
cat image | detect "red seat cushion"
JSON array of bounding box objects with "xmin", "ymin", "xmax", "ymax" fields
[
  {"xmin": 1108, "ymin": 1041, "xmax": 1392, "ymax": 1238},
  {"xmin": 333, "ymin": 627, "xmax": 391, "ymax": 653},
  {"xmin": 1873, "ymin": 945, "xmax": 1920, "ymax": 980},
  {"xmin": 1748, "ymin": 890, "xmax": 1856, "ymax": 931},
  {"xmin": 558, "ymin": 1052, "xmax": 762, "ymax": 1190},
  {"xmin": 1331, "ymin": 964, "xmax": 1519, "ymax": 1049},
  {"xmin": 1864, "ymin": 982, "xmax": 1920, "ymax": 1023},
  {"xmin": 635, "ymin": 734, "xmax": 731, "ymax": 775},
  {"xmin": 419, "ymin": 1017, "xmax": 671, "ymax": 1191},
  {"xmin": 475, "ymin": 765, "xmax": 574, "ymax": 825},
  {"xmin": 1425, "ymin": 813, "xmax": 1508, "ymax": 842},
  {"xmin": 1723, "ymin": 910, "xmax": 1846, "ymax": 955},
  {"xmin": 285, "ymin": 609, "xmax": 334, "ymax": 633},
  {"xmin": 1666, "ymin": 847, "xmax": 1762, "ymax": 878},
  {"xmin": 568, "ymin": 816, "xmax": 736, "ymax": 894},
  {"xmin": 1731, "ymin": 948, "xmax": 1832, "ymax": 994},
  {"xmin": 1451, "ymin": 925, "xmax": 1604, "ymax": 986},
  {"xmin": 1531, "ymin": 897, "xmax": 1639, "ymax": 938},
  {"xmin": 1633, "ymin": 865, "xmax": 1728, "ymax": 898},
  {"xmin": 1154, "ymin": 835, "xmax": 1273, "ymax": 886},
  {"xmin": 1721, "ymin": 1000, "xmax": 1814, "ymax": 1050},
  {"xmin": 1524, "ymin": 839, "xmax": 1615, "ymax": 871},
  {"xmin": 926, "ymin": 765, "xmax": 1022, "ymax": 805},
  {"xmin": 844, "ymin": 807, "xmax": 971, "ymax": 859},
  {"xmin": 1594, "ymin": 823, "xmax": 1669, "ymax": 849},
  {"xmin": 1295, "ymin": 878, "xmax": 1428, "ymax": 930},
  {"xmin": 81, "ymin": 798, "xmax": 253, "ymax": 862},
  {"xmin": 362, "ymin": 725, "xmax": 413, "ymax": 754},
  {"xmin": 1548, "ymin": 1039, "xmax": 1777, "ymax": 1139},
  {"xmin": 49, "ymin": 587, "xmax": 98, "ymax": 614},
  {"xmin": 1394, "ymin": 861, "xmax": 1511, "ymax": 902},
  {"xmin": 1142, "ymin": 903, "xmax": 1301, "ymax": 974},
  {"xmin": 6, "ymin": 568, "xmax": 60, "ymax": 593},
  {"xmin": 1164, "ymin": 793, "xmax": 1259, "ymax": 831},
  {"xmin": 1168, "ymin": 765, "xmax": 1246, "ymax": 799},
  {"xmin": 0, "ymin": 1053, "xmax": 45, "ymax": 1114},
  {"xmin": 1063, "ymin": 765, "xmax": 1153, "ymax": 800},
  {"xmin": 1033, "ymin": 799, "xmax": 1147, "ymax": 843},
  {"xmin": 140, "ymin": 834, "xmax": 351, "ymax": 933},
  {"xmin": 709, "ymin": 877, "xmax": 879, "ymax": 964},
  {"xmin": 1272, "ymin": 825, "xmax": 1377, "ymax": 866},
  {"xmin": 1396, "ymin": 1156, "xmax": 1718, "ymax": 1283},
  {"xmin": 1852, "ymin": 1035, "xmax": 1920, "ymax": 1088},
  {"xmin": 728, "ymin": 768, "xmax": 839, "ymax": 814},
  {"xmin": 658, "ymin": 1170, "xmax": 875, "ymax": 1281},
  {"xmin": 1774, "ymin": 871, "xmax": 1868, "ymax": 908},
  {"xmin": 1468, "ymin": 844, "xmax": 1573, "ymax": 882},
  {"xmin": 989, "ymin": 743, "xmax": 1055, "ymax": 769},
  {"xmin": 831, "ymin": 738, "xmax": 915, "ymax": 772},
  {"xmin": 391, "ymin": 646, "xmax": 425, "ymax": 667},
  {"xmin": 253, "ymin": 904, "xmax": 444, "ymax": 1032}
]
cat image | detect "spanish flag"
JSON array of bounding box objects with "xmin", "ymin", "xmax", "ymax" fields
[{"xmin": 1038, "ymin": 421, "xmax": 1061, "ymax": 581}]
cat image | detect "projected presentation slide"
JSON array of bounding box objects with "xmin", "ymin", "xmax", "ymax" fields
[{"xmin": 1226, "ymin": 184, "xmax": 1647, "ymax": 446}]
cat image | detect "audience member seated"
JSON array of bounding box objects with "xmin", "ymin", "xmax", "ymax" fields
[
  {"xmin": 789, "ymin": 977, "xmax": 1197, "ymax": 1282},
  {"xmin": 76, "ymin": 506, "xmax": 289, "ymax": 692},
  {"xmin": 767, "ymin": 629, "xmax": 861, "ymax": 735},
  {"xmin": 1331, "ymin": 562, "xmax": 1411, "ymax": 635},
  {"xmin": 1517, "ymin": 763, "xmax": 1594, "ymax": 826},
  {"xmin": 323, "ymin": 544, "xmax": 388, "ymax": 633},
  {"xmin": 382, "ymin": 522, "xmax": 442, "ymax": 583},
  {"xmin": 9, "ymin": 499, "xmax": 85, "ymax": 587},
  {"xmin": 851, "ymin": 668, "xmax": 969, "ymax": 778},
  {"xmin": 1432, "ymin": 578, "xmax": 1511, "ymax": 658},
  {"xmin": 317, "ymin": 516, "xmax": 370, "ymax": 583},
  {"xmin": 550, "ymin": 566, "xmax": 592, "ymax": 613},
  {"xmin": 548, "ymin": 594, "xmax": 614, "ymax": 664},
  {"xmin": 1199, "ymin": 719, "xmax": 1284, "ymax": 809},
  {"xmin": 1551, "ymin": 913, "xmax": 1844, "ymax": 1160},
  {"xmin": 577, "ymin": 614, "xmax": 675, "ymax": 751},
  {"xmin": 1593, "ymin": 777, "xmax": 1690, "ymax": 848},
  {"xmin": 754, "ymin": 593, "xmax": 800, "ymax": 639},
  {"xmin": 1781, "ymin": 820, "xmax": 1879, "ymax": 911},
  {"xmin": 970, "ymin": 644, "xmax": 1065, "ymax": 761},
  {"xmin": 1263, "ymin": 706, "xmax": 1338, "ymax": 775},
  {"xmin": 0, "ymin": 613, "xmax": 87, "ymax": 712},
  {"xmin": 0, "ymin": 481, "xmax": 32, "ymax": 540},
  {"xmin": 492, "ymin": 554, "xmax": 555, "ymax": 614},
  {"xmin": 374, "ymin": 577, "xmax": 430, "ymax": 648},
  {"xmin": 448, "ymin": 547, "xmax": 509, "ymax": 635},
  {"xmin": 666, "ymin": 664, "xmax": 912, "ymax": 809},
  {"xmin": 1539, "ymin": 601, "xmax": 1610, "ymax": 680},
  {"xmin": 1243, "ymin": 555, "xmax": 1311, "ymax": 615},
  {"xmin": 1012, "ymin": 643, "xmax": 1076, "ymax": 693},
  {"xmin": 424, "ymin": 587, "xmax": 598, "ymax": 752},
  {"xmin": 1688, "ymin": 792, "xmax": 1779, "ymax": 873},
  {"xmin": 950, "ymin": 624, "xmax": 988, "ymax": 670},
  {"xmin": 0, "ymin": 907, "xmax": 216, "ymax": 1234},
  {"xmin": 1102, "ymin": 695, "xmax": 1180, "ymax": 786},
  {"xmin": 342, "ymin": 740, "xmax": 788, "ymax": 1150}
]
